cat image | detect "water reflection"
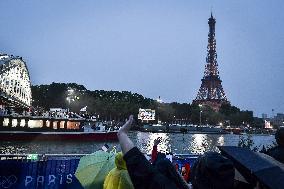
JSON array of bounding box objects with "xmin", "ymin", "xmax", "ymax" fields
[
  {"xmin": 218, "ymin": 135, "xmax": 225, "ymax": 146},
  {"xmin": 188, "ymin": 134, "xmax": 223, "ymax": 154},
  {"xmin": 0, "ymin": 144, "xmax": 27, "ymax": 154},
  {"xmin": 190, "ymin": 134, "xmax": 208, "ymax": 154},
  {"xmin": 136, "ymin": 133, "xmax": 226, "ymax": 155},
  {"xmin": 0, "ymin": 132, "xmax": 275, "ymax": 154},
  {"xmin": 135, "ymin": 133, "xmax": 237, "ymax": 155},
  {"xmin": 136, "ymin": 132, "xmax": 170, "ymax": 154}
]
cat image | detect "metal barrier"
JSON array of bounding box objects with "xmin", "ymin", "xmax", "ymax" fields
[
  {"xmin": 0, "ymin": 153, "xmax": 198, "ymax": 189},
  {"xmin": 0, "ymin": 154, "xmax": 84, "ymax": 189}
]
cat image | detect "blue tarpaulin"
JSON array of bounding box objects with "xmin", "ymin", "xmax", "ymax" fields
[
  {"xmin": 0, "ymin": 156, "xmax": 197, "ymax": 189},
  {"xmin": 0, "ymin": 159, "xmax": 83, "ymax": 189}
]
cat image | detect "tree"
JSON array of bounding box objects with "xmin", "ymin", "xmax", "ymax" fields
[{"xmin": 31, "ymin": 83, "xmax": 255, "ymax": 126}]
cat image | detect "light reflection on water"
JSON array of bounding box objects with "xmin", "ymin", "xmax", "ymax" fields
[
  {"xmin": 190, "ymin": 134, "xmax": 211, "ymax": 154},
  {"xmin": 135, "ymin": 132, "xmax": 275, "ymax": 155},
  {"xmin": 135, "ymin": 132, "xmax": 171, "ymax": 154},
  {"xmin": 0, "ymin": 132, "xmax": 275, "ymax": 155},
  {"xmin": 135, "ymin": 132, "xmax": 219, "ymax": 154},
  {"xmin": 218, "ymin": 135, "xmax": 225, "ymax": 146}
]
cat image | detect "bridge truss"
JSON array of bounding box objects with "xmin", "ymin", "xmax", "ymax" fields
[{"xmin": 0, "ymin": 54, "xmax": 32, "ymax": 108}]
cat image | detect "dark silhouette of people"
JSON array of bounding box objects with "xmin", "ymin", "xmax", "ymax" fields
[
  {"xmin": 190, "ymin": 152, "xmax": 235, "ymax": 189},
  {"xmin": 266, "ymin": 128, "xmax": 284, "ymax": 163},
  {"xmin": 181, "ymin": 163, "xmax": 191, "ymax": 183},
  {"xmin": 117, "ymin": 115, "xmax": 189, "ymax": 189}
]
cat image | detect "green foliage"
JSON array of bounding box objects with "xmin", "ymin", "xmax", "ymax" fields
[
  {"xmin": 219, "ymin": 104, "xmax": 254, "ymax": 126},
  {"xmin": 238, "ymin": 134, "xmax": 258, "ymax": 151},
  {"xmin": 32, "ymin": 83, "xmax": 155, "ymax": 121},
  {"xmin": 31, "ymin": 82, "xmax": 255, "ymax": 125},
  {"xmin": 252, "ymin": 117, "xmax": 264, "ymax": 128}
]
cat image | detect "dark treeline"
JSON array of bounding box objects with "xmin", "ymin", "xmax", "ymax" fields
[{"xmin": 31, "ymin": 83, "xmax": 261, "ymax": 127}]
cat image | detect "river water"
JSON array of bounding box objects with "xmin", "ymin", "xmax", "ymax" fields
[{"xmin": 0, "ymin": 132, "xmax": 275, "ymax": 155}]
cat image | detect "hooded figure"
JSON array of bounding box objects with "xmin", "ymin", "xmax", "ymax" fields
[
  {"xmin": 266, "ymin": 128, "xmax": 284, "ymax": 163},
  {"xmin": 190, "ymin": 152, "xmax": 235, "ymax": 189},
  {"xmin": 155, "ymin": 159, "xmax": 190, "ymax": 189},
  {"xmin": 104, "ymin": 152, "xmax": 134, "ymax": 189}
]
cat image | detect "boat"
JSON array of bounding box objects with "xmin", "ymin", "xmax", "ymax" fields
[
  {"xmin": 0, "ymin": 115, "xmax": 118, "ymax": 141},
  {"xmin": 142, "ymin": 123, "xmax": 226, "ymax": 134}
]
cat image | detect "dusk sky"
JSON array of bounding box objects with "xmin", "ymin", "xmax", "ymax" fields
[{"xmin": 0, "ymin": 0, "xmax": 283, "ymax": 117}]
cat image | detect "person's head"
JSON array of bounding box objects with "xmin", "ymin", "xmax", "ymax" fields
[
  {"xmin": 181, "ymin": 163, "xmax": 191, "ymax": 182},
  {"xmin": 155, "ymin": 159, "xmax": 189, "ymax": 189},
  {"xmin": 115, "ymin": 152, "xmax": 127, "ymax": 170},
  {"xmin": 175, "ymin": 163, "xmax": 180, "ymax": 171},
  {"xmin": 152, "ymin": 152, "xmax": 166, "ymax": 165},
  {"xmin": 190, "ymin": 152, "xmax": 235, "ymax": 189},
  {"xmin": 275, "ymin": 128, "xmax": 284, "ymax": 147}
]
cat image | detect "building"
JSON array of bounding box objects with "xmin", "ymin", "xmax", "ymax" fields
[
  {"xmin": 0, "ymin": 54, "xmax": 32, "ymax": 109},
  {"xmin": 272, "ymin": 113, "xmax": 284, "ymax": 127},
  {"xmin": 262, "ymin": 113, "xmax": 268, "ymax": 119}
]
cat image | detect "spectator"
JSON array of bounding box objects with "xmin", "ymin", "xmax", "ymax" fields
[
  {"xmin": 117, "ymin": 115, "xmax": 189, "ymax": 189},
  {"xmin": 181, "ymin": 163, "xmax": 191, "ymax": 183},
  {"xmin": 266, "ymin": 128, "xmax": 284, "ymax": 163},
  {"xmin": 190, "ymin": 152, "xmax": 235, "ymax": 189},
  {"xmin": 155, "ymin": 158, "xmax": 189, "ymax": 189},
  {"xmin": 103, "ymin": 152, "xmax": 134, "ymax": 189},
  {"xmin": 151, "ymin": 137, "xmax": 162, "ymax": 164}
]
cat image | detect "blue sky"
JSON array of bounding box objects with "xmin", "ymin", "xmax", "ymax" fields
[{"xmin": 0, "ymin": 0, "xmax": 283, "ymax": 117}]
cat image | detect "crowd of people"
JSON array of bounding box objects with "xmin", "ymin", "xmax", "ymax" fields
[
  {"xmin": 114, "ymin": 115, "xmax": 237, "ymax": 189},
  {"xmin": 0, "ymin": 106, "xmax": 97, "ymax": 119},
  {"xmin": 1, "ymin": 108, "xmax": 283, "ymax": 188},
  {"xmin": 101, "ymin": 115, "xmax": 284, "ymax": 189},
  {"xmin": 265, "ymin": 128, "xmax": 284, "ymax": 164},
  {"xmin": 0, "ymin": 107, "xmax": 8, "ymax": 116}
]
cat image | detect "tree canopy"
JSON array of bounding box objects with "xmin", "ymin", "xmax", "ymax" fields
[{"xmin": 31, "ymin": 83, "xmax": 257, "ymax": 126}]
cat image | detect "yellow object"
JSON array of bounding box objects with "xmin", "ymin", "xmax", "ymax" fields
[
  {"xmin": 103, "ymin": 152, "xmax": 134, "ymax": 189},
  {"xmin": 75, "ymin": 150, "xmax": 115, "ymax": 189}
]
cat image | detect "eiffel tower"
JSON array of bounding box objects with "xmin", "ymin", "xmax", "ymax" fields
[{"xmin": 193, "ymin": 13, "xmax": 229, "ymax": 111}]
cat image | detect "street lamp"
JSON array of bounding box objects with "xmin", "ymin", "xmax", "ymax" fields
[
  {"xmin": 156, "ymin": 96, "xmax": 162, "ymax": 124},
  {"xmin": 66, "ymin": 88, "xmax": 80, "ymax": 112},
  {"xmin": 66, "ymin": 97, "xmax": 71, "ymax": 111},
  {"xmin": 199, "ymin": 104, "xmax": 202, "ymax": 126}
]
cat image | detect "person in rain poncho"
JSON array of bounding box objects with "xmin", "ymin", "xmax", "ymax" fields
[{"xmin": 104, "ymin": 152, "xmax": 134, "ymax": 189}]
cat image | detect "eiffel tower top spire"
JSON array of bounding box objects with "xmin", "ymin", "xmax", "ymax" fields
[
  {"xmin": 205, "ymin": 12, "xmax": 218, "ymax": 77},
  {"xmin": 193, "ymin": 13, "xmax": 229, "ymax": 111}
]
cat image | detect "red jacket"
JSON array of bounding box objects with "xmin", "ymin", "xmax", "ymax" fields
[{"xmin": 151, "ymin": 145, "xmax": 158, "ymax": 163}]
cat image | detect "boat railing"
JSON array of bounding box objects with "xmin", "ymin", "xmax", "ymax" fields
[{"xmin": 0, "ymin": 153, "xmax": 200, "ymax": 161}]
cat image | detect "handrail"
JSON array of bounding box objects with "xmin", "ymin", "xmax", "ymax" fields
[{"xmin": 0, "ymin": 153, "xmax": 200, "ymax": 161}]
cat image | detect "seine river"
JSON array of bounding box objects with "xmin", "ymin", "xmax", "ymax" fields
[{"xmin": 0, "ymin": 132, "xmax": 275, "ymax": 155}]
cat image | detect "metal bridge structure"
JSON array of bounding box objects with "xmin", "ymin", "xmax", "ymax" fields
[
  {"xmin": 193, "ymin": 13, "xmax": 229, "ymax": 111},
  {"xmin": 0, "ymin": 54, "xmax": 32, "ymax": 109}
]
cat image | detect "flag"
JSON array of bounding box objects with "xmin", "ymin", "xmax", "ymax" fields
[
  {"xmin": 80, "ymin": 106, "xmax": 87, "ymax": 112},
  {"xmin": 101, "ymin": 144, "xmax": 110, "ymax": 152}
]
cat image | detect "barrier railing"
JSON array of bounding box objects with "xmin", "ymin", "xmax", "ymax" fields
[{"xmin": 0, "ymin": 153, "xmax": 198, "ymax": 189}]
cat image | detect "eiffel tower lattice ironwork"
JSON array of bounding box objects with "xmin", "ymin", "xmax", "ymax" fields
[{"xmin": 193, "ymin": 13, "xmax": 229, "ymax": 111}]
